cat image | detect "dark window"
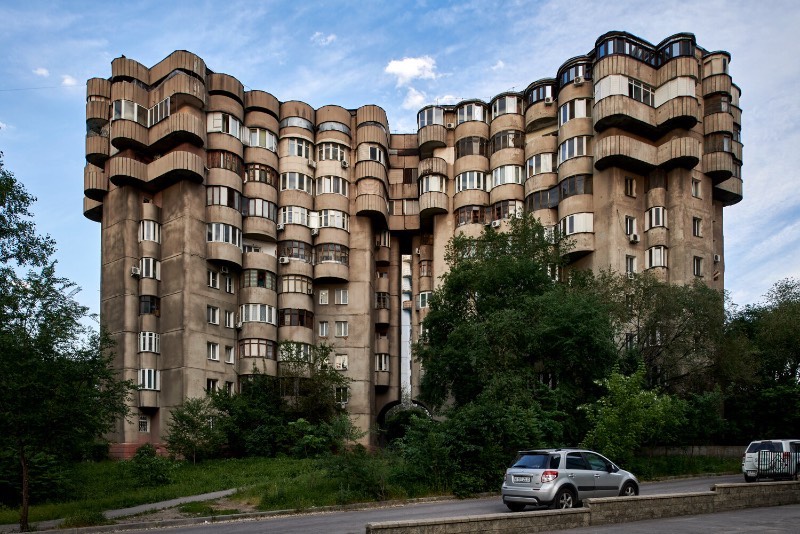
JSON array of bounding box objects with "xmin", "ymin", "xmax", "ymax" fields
[{"xmin": 139, "ymin": 295, "xmax": 160, "ymax": 316}]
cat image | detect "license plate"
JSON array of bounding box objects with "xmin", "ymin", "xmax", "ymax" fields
[
  {"xmin": 513, "ymin": 475, "xmax": 532, "ymax": 483},
  {"xmin": 747, "ymin": 470, "xmax": 756, "ymax": 476}
]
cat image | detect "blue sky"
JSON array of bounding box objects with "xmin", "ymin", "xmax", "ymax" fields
[{"xmin": 1, "ymin": 0, "xmax": 798, "ymax": 315}]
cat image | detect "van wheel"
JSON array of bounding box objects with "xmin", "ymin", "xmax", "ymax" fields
[
  {"xmin": 505, "ymin": 501, "xmax": 526, "ymax": 512},
  {"xmin": 551, "ymin": 487, "xmax": 577, "ymax": 509},
  {"xmin": 744, "ymin": 474, "xmax": 756, "ymax": 483}
]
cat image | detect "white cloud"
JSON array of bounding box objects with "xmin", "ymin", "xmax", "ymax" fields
[
  {"xmin": 385, "ymin": 56, "xmax": 437, "ymax": 86},
  {"xmin": 310, "ymin": 31, "xmax": 337, "ymax": 46},
  {"xmin": 0, "ymin": 121, "xmax": 8, "ymax": 130},
  {"xmin": 32, "ymin": 67, "xmax": 49, "ymax": 77},
  {"xmin": 435, "ymin": 94, "xmax": 459, "ymax": 105},
  {"xmin": 491, "ymin": 60, "xmax": 505, "ymax": 71},
  {"xmin": 61, "ymin": 74, "xmax": 77, "ymax": 86},
  {"xmin": 402, "ymin": 87, "xmax": 427, "ymax": 109}
]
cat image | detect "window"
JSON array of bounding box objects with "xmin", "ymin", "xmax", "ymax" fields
[
  {"xmin": 280, "ymin": 172, "xmax": 314, "ymax": 194},
  {"xmin": 645, "ymin": 207, "xmax": 667, "ymax": 230},
  {"xmin": 138, "ymin": 332, "xmax": 160, "ymax": 353},
  {"xmin": 224, "ymin": 381, "xmax": 234, "ymax": 395},
  {"xmin": 316, "ymin": 175, "xmax": 349, "ymax": 197},
  {"xmin": 527, "ymin": 187, "xmax": 559, "ymax": 211},
  {"xmin": 403, "ymin": 168, "xmax": 417, "ymax": 184},
  {"xmin": 280, "ymin": 274, "xmax": 313, "ymax": 294},
  {"xmin": 693, "ymin": 217, "xmax": 702, "ymax": 237},
  {"xmin": 245, "ymin": 163, "xmax": 278, "ymax": 186},
  {"xmin": 625, "ymin": 176, "xmax": 636, "ymax": 197},
  {"xmin": 559, "ymin": 213, "xmax": 594, "ymax": 236},
  {"xmin": 207, "ymin": 306, "xmax": 219, "ymax": 325},
  {"xmin": 225, "ymin": 310, "xmax": 235, "ymax": 328},
  {"xmin": 419, "ymin": 260, "xmax": 432, "ymax": 277},
  {"xmin": 239, "ymin": 338, "xmax": 277, "ymax": 360},
  {"xmin": 139, "ymin": 295, "xmax": 160, "ymax": 316},
  {"xmin": 279, "ymin": 240, "xmax": 312, "ymax": 262},
  {"xmin": 318, "ymin": 209, "xmax": 350, "ymax": 231},
  {"xmin": 487, "ymin": 199, "xmax": 523, "ymax": 221},
  {"xmin": 626, "ymin": 255, "xmax": 637, "ymax": 274},
  {"xmin": 317, "ymin": 142, "xmax": 348, "ymax": 162},
  {"xmin": 225, "ymin": 276, "xmax": 234, "ymax": 294},
  {"xmin": 248, "ymin": 128, "xmax": 278, "ymax": 151},
  {"xmin": 335, "ymin": 321, "xmax": 349, "ymax": 337},
  {"xmin": 242, "ymin": 198, "xmax": 278, "ymax": 221},
  {"xmin": 559, "ymin": 63, "xmax": 591, "ymax": 87},
  {"xmin": 206, "ymin": 186, "xmax": 242, "ymax": 210},
  {"xmin": 140, "ymin": 257, "xmax": 161, "ymax": 280},
  {"xmin": 206, "ymin": 223, "xmax": 242, "ymax": 248},
  {"xmin": 455, "ymin": 205, "xmax": 486, "ymax": 226},
  {"xmin": 693, "ymin": 256, "xmax": 703, "ymax": 277},
  {"xmin": 207, "ymin": 150, "xmax": 245, "ymax": 177},
  {"xmin": 319, "ymin": 321, "xmax": 329, "ymax": 337},
  {"xmin": 206, "ymin": 378, "xmax": 218, "ymax": 393},
  {"xmin": 239, "ymin": 303, "xmax": 277, "ymax": 325},
  {"xmin": 646, "ymin": 246, "xmax": 668, "ymax": 269},
  {"xmin": 280, "ymin": 116, "xmax": 315, "ymax": 131},
  {"xmin": 335, "ymin": 387, "xmax": 349, "ymax": 405},
  {"xmin": 207, "ymin": 342, "xmax": 219, "ymax": 361},
  {"xmin": 456, "ymin": 102, "xmax": 486, "ymax": 124},
  {"xmin": 278, "ymin": 308, "xmax": 314, "ymax": 328},
  {"xmin": 375, "ymin": 292, "xmax": 390, "ymax": 309},
  {"xmin": 455, "ymin": 137, "xmax": 487, "ymax": 159},
  {"xmin": 417, "ymin": 291, "xmax": 432, "ymax": 309},
  {"xmin": 525, "ymin": 83, "xmax": 554, "ymax": 105},
  {"xmin": 138, "ymin": 414, "xmax": 150, "ymax": 433},
  {"xmin": 691, "ymin": 179, "xmax": 701, "ymax": 198},
  {"xmin": 526, "ymin": 153, "xmax": 556, "ymax": 178},
  {"xmin": 319, "ymin": 289, "xmax": 329, "ymax": 305},
  {"xmin": 558, "ymin": 98, "xmax": 592, "ymax": 126},
  {"xmin": 490, "ymin": 130, "xmax": 524, "ymax": 154},
  {"xmin": 490, "ymin": 165, "xmax": 523, "ymax": 189},
  {"xmin": 628, "ymin": 79, "xmax": 655, "ymax": 106},
  {"xmin": 314, "ymin": 243, "xmax": 349, "ymax": 265},
  {"xmin": 112, "ymin": 99, "xmax": 148, "ymax": 125},
  {"xmin": 318, "ymin": 121, "xmax": 351, "ymax": 136},
  {"xmin": 287, "ymin": 138, "xmax": 313, "ymax": 159},
  {"xmin": 279, "ymin": 206, "xmax": 310, "ymax": 226},
  {"xmin": 241, "ymin": 269, "xmax": 277, "ymax": 290},
  {"xmin": 559, "ymin": 175, "xmax": 592, "ymax": 200},
  {"xmin": 491, "ymin": 95, "xmax": 522, "ymax": 120},
  {"xmin": 455, "ymin": 171, "xmax": 486, "ymax": 193},
  {"xmin": 557, "ymin": 136, "xmax": 590, "ymax": 165},
  {"xmin": 139, "ymin": 369, "xmax": 160, "ymax": 390},
  {"xmin": 207, "ymin": 112, "xmax": 244, "ymax": 140},
  {"xmin": 419, "ymin": 174, "xmax": 446, "ymax": 195},
  {"xmin": 625, "ymin": 216, "xmax": 637, "ymax": 236},
  {"xmin": 417, "ymin": 106, "xmax": 444, "ymax": 128},
  {"xmin": 375, "ymin": 230, "xmax": 390, "ymax": 248},
  {"xmin": 138, "ymin": 220, "xmax": 161, "ymax": 243},
  {"xmin": 376, "ymin": 353, "xmax": 390, "ymax": 372},
  {"xmin": 334, "ymin": 354, "xmax": 348, "ymax": 371},
  {"xmin": 208, "ymin": 269, "xmax": 219, "ymax": 289},
  {"xmin": 335, "ymin": 289, "xmax": 349, "ymax": 305},
  {"xmin": 225, "ymin": 346, "xmax": 234, "ymax": 364}
]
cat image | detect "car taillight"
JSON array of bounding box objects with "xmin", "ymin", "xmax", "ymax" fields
[{"xmin": 541, "ymin": 470, "xmax": 558, "ymax": 483}]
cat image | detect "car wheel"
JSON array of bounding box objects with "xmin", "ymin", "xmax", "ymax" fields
[
  {"xmin": 744, "ymin": 474, "xmax": 756, "ymax": 483},
  {"xmin": 551, "ymin": 487, "xmax": 577, "ymax": 509},
  {"xmin": 619, "ymin": 482, "xmax": 638, "ymax": 497},
  {"xmin": 505, "ymin": 501, "xmax": 526, "ymax": 512}
]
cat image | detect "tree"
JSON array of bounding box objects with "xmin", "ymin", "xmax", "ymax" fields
[
  {"xmin": 164, "ymin": 397, "xmax": 225, "ymax": 463},
  {"xmin": 0, "ymin": 154, "xmax": 134, "ymax": 531}
]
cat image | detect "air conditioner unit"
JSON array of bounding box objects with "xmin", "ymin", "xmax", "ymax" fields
[
  {"xmin": 627, "ymin": 272, "xmax": 635, "ymax": 280},
  {"xmin": 130, "ymin": 266, "xmax": 141, "ymax": 278},
  {"xmin": 340, "ymin": 160, "xmax": 349, "ymax": 168},
  {"xmin": 573, "ymin": 76, "xmax": 584, "ymax": 86},
  {"xmin": 491, "ymin": 220, "xmax": 501, "ymax": 228},
  {"xmin": 307, "ymin": 159, "xmax": 317, "ymax": 169},
  {"xmin": 276, "ymin": 223, "xmax": 285, "ymax": 231},
  {"xmin": 544, "ymin": 97, "xmax": 554, "ymax": 105},
  {"xmin": 629, "ymin": 233, "xmax": 640, "ymax": 244},
  {"xmin": 279, "ymin": 256, "xmax": 290, "ymax": 264},
  {"xmin": 714, "ymin": 254, "xmax": 721, "ymax": 263},
  {"xmin": 446, "ymin": 122, "xmax": 454, "ymax": 129},
  {"xmin": 220, "ymin": 266, "xmax": 229, "ymax": 274},
  {"xmin": 311, "ymin": 228, "xmax": 319, "ymax": 236},
  {"xmin": 235, "ymin": 321, "xmax": 243, "ymax": 329}
]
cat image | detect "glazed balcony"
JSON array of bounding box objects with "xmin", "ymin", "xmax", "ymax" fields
[
  {"xmin": 713, "ymin": 177, "xmax": 743, "ymax": 206},
  {"xmin": 83, "ymin": 164, "xmax": 108, "ymax": 201},
  {"xmin": 594, "ymin": 135, "xmax": 656, "ymax": 174}
]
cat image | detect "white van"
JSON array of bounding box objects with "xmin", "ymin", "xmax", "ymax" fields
[{"xmin": 741, "ymin": 439, "xmax": 800, "ymax": 482}]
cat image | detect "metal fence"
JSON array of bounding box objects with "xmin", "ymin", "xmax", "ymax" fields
[{"xmin": 757, "ymin": 451, "xmax": 800, "ymax": 479}]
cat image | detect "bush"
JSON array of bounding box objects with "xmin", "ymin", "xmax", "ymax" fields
[
  {"xmin": 61, "ymin": 511, "xmax": 110, "ymax": 528},
  {"xmin": 0, "ymin": 450, "xmax": 74, "ymax": 506},
  {"xmin": 129, "ymin": 444, "xmax": 174, "ymax": 487}
]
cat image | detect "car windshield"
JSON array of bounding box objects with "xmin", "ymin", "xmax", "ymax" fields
[{"xmin": 512, "ymin": 454, "xmax": 550, "ymax": 469}]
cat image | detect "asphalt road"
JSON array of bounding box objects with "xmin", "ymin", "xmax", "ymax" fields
[{"xmin": 158, "ymin": 474, "xmax": 756, "ymax": 534}]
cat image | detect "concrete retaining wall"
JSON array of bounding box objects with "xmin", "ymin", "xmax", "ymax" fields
[{"xmin": 365, "ymin": 481, "xmax": 800, "ymax": 534}]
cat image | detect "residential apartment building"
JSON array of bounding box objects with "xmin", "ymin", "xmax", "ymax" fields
[{"xmin": 81, "ymin": 31, "xmax": 742, "ymax": 457}]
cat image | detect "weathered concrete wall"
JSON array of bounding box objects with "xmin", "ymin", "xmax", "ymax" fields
[{"xmin": 365, "ymin": 481, "xmax": 800, "ymax": 534}]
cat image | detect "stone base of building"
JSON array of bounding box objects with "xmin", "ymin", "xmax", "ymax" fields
[{"xmin": 109, "ymin": 441, "xmax": 168, "ymax": 460}]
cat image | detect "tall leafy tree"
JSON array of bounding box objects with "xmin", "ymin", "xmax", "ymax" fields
[{"xmin": 0, "ymin": 154, "xmax": 134, "ymax": 531}]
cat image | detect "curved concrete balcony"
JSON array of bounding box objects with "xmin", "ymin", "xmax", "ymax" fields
[
  {"xmin": 278, "ymin": 292, "xmax": 313, "ymax": 311},
  {"xmin": 656, "ymin": 96, "xmax": 700, "ymax": 132},
  {"xmin": 151, "ymin": 50, "xmax": 206, "ymax": 83},
  {"xmin": 418, "ymin": 124, "xmax": 447, "ymax": 158},
  {"xmin": 525, "ymin": 99, "xmax": 558, "ymax": 131},
  {"xmin": 732, "ymin": 141, "xmax": 743, "ymax": 162},
  {"xmin": 148, "ymin": 151, "xmax": 205, "ymax": 189},
  {"xmin": 83, "ymin": 164, "xmax": 108, "ymax": 201},
  {"xmin": 375, "ymin": 245, "xmax": 390, "ymax": 265},
  {"xmin": 238, "ymin": 356, "xmax": 278, "ymax": 377},
  {"xmin": 138, "ymin": 390, "xmax": 159, "ymax": 409},
  {"xmin": 87, "ymin": 77, "xmax": 111, "ymax": 99},
  {"xmin": 453, "ymin": 189, "xmax": 488, "ymax": 211},
  {"xmin": 111, "ymin": 57, "xmax": 149, "ymax": 84},
  {"xmin": 314, "ymin": 193, "xmax": 348, "ymax": 214},
  {"xmin": 208, "ymin": 94, "xmax": 244, "ymax": 120},
  {"xmin": 593, "ymin": 55, "xmax": 656, "ymax": 84},
  {"xmin": 276, "ymin": 326, "xmax": 314, "ymax": 346},
  {"xmin": 83, "ymin": 197, "xmax": 103, "ymax": 222},
  {"xmin": 207, "ymin": 205, "xmax": 243, "ymax": 231},
  {"xmin": 278, "ymin": 222, "xmax": 312, "ymax": 244},
  {"xmin": 656, "ymin": 56, "xmax": 700, "ymax": 85},
  {"xmin": 453, "ymin": 155, "xmax": 489, "ymax": 177},
  {"xmin": 645, "ymin": 227, "xmax": 669, "ymax": 249},
  {"xmin": 455, "ymin": 223, "xmax": 485, "ymax": 239},
  {"xmin": 355, "ymin": 193, "xmax": 389, "ymax": 224},
  {"xmin": 489, "ymin": 148, "xmax": 525, "ymax": 169},
  {"xmin": 85, "ymin": 134, "xmax": 110, "ymax": 167},
  {"xmin": 149, "ymin": 113, "xmax": 205, "ymax": 153},
  {"xmin": 355, "ymin": 105, "xmax": 388, "ymax": 129},
  {"xmin": 374, "ymin": 370, "xmax": 391, "ymax": 387},
  {"xmin": 354, "ymin": 160, "xmax": 388, "ymax": 185},
  {"xmin": 489, "ymin": 183, "xmax": 523, "ymax": 206},
  {"xmin": 277, "ymin": 256, "xmax": 313, "ymax": 279},
  {"xmin": 563, "ymin": 232, "xmax": 595, "ymax": 261},
  {"xmin": 207, "ymin": 73, "xmax": 245, "ymax": 104},
  {"xmin": 207, "ymin": 131, "xmax": 244, "ymax": 159},
  {"xmin": 524, "ymin": 172, "xmax": 558, "ymax": 197},
  {"xmin": 238, "ymin": 322, "xmax": 278, "ymax": 346},
  {"xmin": 713, "ymin": 177, "xmax": 743, "ymax": 206},
  {"xmin": 420, "ymin": 191, "xmax": 449, "ymax": 219},
  {"xmin": 418, "ymin": 157, "xmax": 448, "ymax": 178},
  {"xmin": 558, "ymin": 156, "xmax": 594, "ymax": 181},
  {"xmin": 489, "ymin": 113, "xmax": 524, "ymax": 136},
  {"xmin": 158, "ymin": 71, "xmax": 206, "ymax": 109},
  {"xmin": 375, "ymin": 277, "xmax": 389, "ymax": 294},
  {"xmin": 454, "ymin": 119, "xmax": 489, "ymax": 141},
  {"xmin": 418, "ymin": 275, "xmax": 432, "ymax": 293},
  {"xmin": 704, "ymin": 112, "xmax": 734, "ymax": 136},
  {"xmin": 316, "ymin": 105, "xmax": 352, "ymax": 133},
  {"xmin": 594, "ymin": 135, "xmax": 656, "ymax": 174},
  {"xmin": 245, "ymin": 90, "xmax": 280, "ymax": 116},
  {"xmin": 417, "ymin": 244, "xmax": 433, "ymax": 261},
  {"xmin": 525, "ymin": 135, "xmax": 559, "ymax": 159},
  {"xmin": 656, "ymin": 136, "xmax": 700, "ymax": 170},
  {"xmin": 375, "ymin": 308, "xmax": 390, "ymax": 326},
  {"xmin": 243, "ymin": 216, "xmax": 277, "ymax": 241},
  {"xmin": 702, "ymin": 152, "xmax": 736, "ymax": 183},
  {"xmin": 375, "ymin": 336, "xmax": 389, "ymax": 355},
  {"xmin": 356, "ymin": 123, "xmax": 389, "ymax": 146},
  {"xmin": 86, "ymin": 100, "xmax": 110, "ymax": 125},
  {"xmin": 242, "ymin": 250, "xmax": 278, "ymax": 272},
  {"xmin": 702, "ymin": 73, "xmax": 732, "ymax": 97},
  {"xmin": 110, "ymin": 120, "xmax": 148, "ymax": 151},
  {"xmin": 314, "ymin": 261, "xmax": 349, "ymax": 283},
  {"xmin": 207, "ymin": 241, "xmax": 242, "ymax": 267},
  {"xmin": 594, "ymin": 95, "xmax": 656, "ymax": 136},
  {"xmin": 109, "ymin": 156, "xmax": 147, "ymax": 187},
  {"xmin": 646, "ymin": 266, "xmax": 668, "ymax": 283}
]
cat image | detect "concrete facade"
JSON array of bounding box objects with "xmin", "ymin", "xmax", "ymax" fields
[{"xmin": 82, "ymin": 32, "xmax": 742, "ymax": 456}]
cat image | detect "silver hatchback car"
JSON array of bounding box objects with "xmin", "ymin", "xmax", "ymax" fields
[{"xmin": 501, "ymin": 448, "xmax": 639, "ymax": 511}]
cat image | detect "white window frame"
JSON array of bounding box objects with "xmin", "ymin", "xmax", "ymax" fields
[
  {"xmin": 207, "ymin": 306, "xmax": 219, "ymax": 325},
  {"xmin": 693, "ymin": 256, "xmax": 703, "ymax": 277},
  {"xmin": 624, "ymin": 216, "xmax": 637, "ymax": 236},
  {"xmin": 239, "ymin": 303, "xmax": 277, "ymax": 325},
  {"xmin": 417, "ymin": 291, "xmax": 432, "ymax": 309},
  {"xmin": 644, "ymin": 206, "xmax": 668, "ymax": 231},
  {"xmin": 334, "ymin": 353, "xmax": 349, "ymax": 370},
  {"xmin": 138, "ymin": 332, "xmax": 161, "ymax": 353},
  {"xmin": 319, "ymin": 321, "xmax": 329, "ymax": 337},
  {"xmin": 376, "ymin": 353, "xmax": 390, "ymax": 372},
  {"xmin": 138, "ymin": 220, "xmax": 161, "ymax": 243},
  {"xmin": 139, "ymin": 369, "xmax": 160, "ymax": 390},
  {"xmin": 335, "ymin": 289, "xmax": 349, "ymax": 305},
  {"xmin": 692, "ymin": 217, "xmax": 702, "ymax": 237},
  {"xmin": 140, "ymin": 257, "xmax": 161, "ymax": 280},
  {"xmin": 225, "ymin": 345, "xmax": 235, "ymax": 364},
  {"xmin": 225, "ymin": 310, "xmax": 235, "ymax": 328},
  {"xmin": 645, "ymin": 246, "xmax": 668, "ymax": 269},
  {"xmin": 208, "ymin": 270, "xmax": 219, "ymax": 289},
  {"xmin": 207, "ymin": 342, "xmax": 220, "ymax": 361},
  {"xmin": 335, "ymin": 321, "xmax": 349, "ymax": 337},
  {"xmin": 319, "ymin": 289, "xmax": 329, "ymax": 305},
  {"xmin": 225, "ymin": 276, "xmax": 234, "ymax": 294}
]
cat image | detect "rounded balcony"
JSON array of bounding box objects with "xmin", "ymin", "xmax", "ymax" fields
[
  {"xmin": 238, "ymin": 355, "xmax": 278, "ymax": 377},
  {"xmin": 489, "ymin": 183, "xmax": 523, "ymax": 206},
  {"xmin": 657, "ymin": 136, "xmax": 700, "ymax": 170},
  {"xmin": 83, "ymin": 164, "xmax": 107, "ymax": 201},
  {"xmin": 418, "ymin": 157, "xmax": 447, "ymax": 178},
  {"xmin": 314, "ymin": 261, "xmax": 349, "ymax": 283},
  {"xmin": 558, "ymin": 156, "xmax": 594, "ymax": 181},
  {"xmin": 150, "ymin": 50, "xmax": 206, "ymax": 83},
  {"xmin": 149, "ymin": 112, "xmax": 206, "ymax": 153},
  {"xmin": 453, "ymin": 189, "xmax": 488, "ymax": 211},
  {"xmin": 656, "ymin": 96, "xmax": 700, "ymax": 132},
  {"xmin": 111, "ymin": 56, "xmax": 149, "ymax": 84},
  {"xmin": 524, "ymin": 172, "xmax": 558, "ymax": 198},
  {"xmin": 594, "ymin": 95, "xmax": 656, "ymax": 136},
  {"xmin": 208, "ymin": 73, "xmax": 245, "ymax": 104},
  {"xmin": 356, "ymin": 105, "xmax": 389, "ymax": 130},
  {"xmin": 138, "ymin": 390, "xmax": 159, "ymax": 409},
  {"xmin": 418, "ymin": 124, "xmax": 447, "ymax": 159},
  {"xmin": 713, "ymin": 177, "xmax": 743, "ymax": 206},
  {"xmin": 206, "ymin": 241, "xmax": 243, "ymax": 268},
  {"xmin": 148, "ymin": 151, "xmax": 205, "ymax": 189},
  {"xmin": 110, "ymin": 120, "xmax": 148, "ymax": 151},
  {"xmin": 86, "ymin": 77, "xmax": 111, "ymax": 100},
  {"xmin": 238, "ymin": 322, "xmax": 278, "ymax": 346},
  {"xmin": 375, "ymin": 245, "xmax": 390, "ymax": 265},
  {"xmin": 593, "ymin": 135, "xmax": 656, "ymax": 174},
  {"xmin": 354, "ymin": 159, "xmax": 388, "ymax": 185},
  {"xmin": 704, "ymin": 112, "xmax": 734, "ymax": 136},
  {"xmin": 245, "ymin": 90, "xmax": 280, "ymax": 117},
  {"xmin": 276, "ymin": 255, "xmax": 313, "ymax": 279},
  {"xmin": 375, "ymin": 308, "xmax": 390, "ymax": 327},
  {"xmin": 85, "ymin": 134, "xmax": 110, "ymax": 168},
  {"xmin": 357, "ymin": 123, "xmax": 390, "ymax": 147},
  {"xmin": 454, "ymin": 119, "xmax": 489, "ymax": 141},
  {"xmin": 277, "ymin": 326, "xmax": 314, "ymax": 347},
  {"xmin": 419, "ymin": 191, "xmax": 448, "ymax": 219},
  {"xmin": 83, "ymin": 197, "xmax": 103, "ymax": 222},
  {"xmin": 86, "ymin": 100, "xmax": 110, "ymax": 125},
  {"xmin": 242, "ymin": 250, "xmax": 278, "ymax": 272},
  {"xmin": 563, "ymin": 232, "xmax": 595, "ymax": 261},
  {"xmin": 243, "ymin": 216, "xmax": 277, "ymax": 241},
  {"xmin": 108, "ymin": 156, "xmax": 147, "ymax": 187},
  {"xmin": 355, "ymin": 193, "xmax": 389, "ymax": 224},
  {"xmin": 453, "ymin": 155, "xmax": 488, "ymax": 177},
  {"xmin": 158, "ymin": 70, "xmax": 206, "ymax": 109},
  {"xmin": 702, "ymin": 73, "xmax": 732, "ymax": 97},
  {"xmin": 208, "ymin": 93, "xmax": 244, "ymax": 121},
  {"xmin": 702, "ymin": 152, "xmax": 736, "ymax": 183},
  {"xmin": 207, "ymin": 131, "xmax": 244, "ymax": 159},
  {"xmin": 525, "ymin": 98, "xmax": 558, "ymax": 132},
  {"xmin": 656, "ymin": 56, "xmax": 699, "ymax": 86}
]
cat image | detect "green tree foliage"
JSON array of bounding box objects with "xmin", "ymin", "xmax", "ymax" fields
[
  {"xmin": 0, "ymin": 155, "xmax": 134, "ymax": 531},
  {"xmin": 581, "ymin": 366, "xmax": 686, "ymax": 465},
  {"xmin": 128, "ymin": 444, "xmax": 174, "ymax": 487},
  {"xmin": 165, "ymin": 397, "xmax": 225, "ymax": 463}
]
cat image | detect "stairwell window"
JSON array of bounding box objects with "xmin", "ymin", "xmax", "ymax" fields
[
  {"xmin": 138, "ymin": 220, "xmax": 161, "ymax": 243},
  {"xmin": 645, "ymin": 246, "xmax": 668, "ymax": 269},
  {"xmin": 139, "ymin": 369, "xmax": 160, "ymax": 390},
  {"xmin": 644, "ymin": 207, "xmax": 668, "ymax": 230}
]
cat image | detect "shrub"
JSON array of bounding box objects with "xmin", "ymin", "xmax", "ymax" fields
[{"xmin": 129, "ymin": 444, "xmax": 174, "ymax": 487}]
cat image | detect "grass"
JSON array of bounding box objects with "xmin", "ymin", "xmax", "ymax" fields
[{"xmin": 0, "ymin": 454, "xmax": 742, "ymax": 526}]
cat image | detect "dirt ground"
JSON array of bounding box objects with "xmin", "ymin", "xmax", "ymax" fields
[{"xmin": 114, "ymin": 497, "xmax": 261, "ymax": 524}]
